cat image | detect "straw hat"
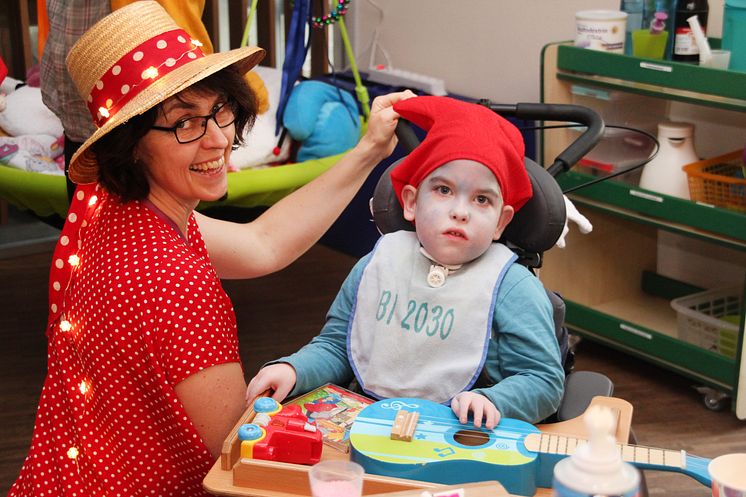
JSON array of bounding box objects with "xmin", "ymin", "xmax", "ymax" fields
[{"xmin": 66, "ymin": 1, "xmax": 265, "ymax": 184}]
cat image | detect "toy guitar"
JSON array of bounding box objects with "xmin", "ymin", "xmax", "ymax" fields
[{"xmin": 349, "ymin": 397, "xmax": 712, "ymax": 496}]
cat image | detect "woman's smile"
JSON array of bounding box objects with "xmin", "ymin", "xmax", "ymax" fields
[{"xmin": 189, "ymin": 156, "xmax": 226, "ymax": 174}]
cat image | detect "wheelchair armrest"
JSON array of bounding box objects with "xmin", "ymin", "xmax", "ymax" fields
[{"xmin": 556, "ymin": 370, "xmax": 614, "ymax": 422}]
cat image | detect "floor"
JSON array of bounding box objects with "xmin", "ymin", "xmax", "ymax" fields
[{"xmin": 0, "ymin": 216, "xmax": 745, "ymax": 497}]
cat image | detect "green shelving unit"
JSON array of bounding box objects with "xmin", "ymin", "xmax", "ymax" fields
[
  {"xmin": 540, "ymin": 42, "xmax": 746, "ymax": 419},
  {"xmin": 557, "ymin": 171, "xmax": 746, "ymax": 249},
  {"xmin": 555, "ymin": 43, "xmax": 746, "ymax": 112}
]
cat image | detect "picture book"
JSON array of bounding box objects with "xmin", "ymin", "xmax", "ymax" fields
[{"xmin": 283, "ymin": 383, "xmax": 373, "ymax": 452}]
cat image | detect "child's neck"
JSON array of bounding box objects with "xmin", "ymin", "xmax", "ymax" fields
[
  {"xmin": 419, "ymin": 247, "xmax": 463, "ymax": 288},
  {"xmin": 419, "ymin": 247, "xmax": 463, "ymax": 270}
]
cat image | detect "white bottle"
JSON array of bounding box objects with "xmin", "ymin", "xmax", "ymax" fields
[
  {"xmin": 552, "ymin": 406, "xmax": 640, "ymax": 497},
  {"xmin": 639, "ymin": 121, "xmax": 698, "ymax": 199}
]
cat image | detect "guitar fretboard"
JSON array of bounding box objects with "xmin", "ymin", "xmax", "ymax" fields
[{"xmin": 524, "ymin": 433, "xmax": 685, "ymax": 469}]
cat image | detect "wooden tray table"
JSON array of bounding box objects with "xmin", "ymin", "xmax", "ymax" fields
[{"xmin": 203, "ymin": 396, "xmax": 632, "ymax": 497}]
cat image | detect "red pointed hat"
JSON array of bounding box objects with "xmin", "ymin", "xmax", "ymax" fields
[{"xmin": 391, "ymin": 96, "xmax": 532, "ymax": 212}]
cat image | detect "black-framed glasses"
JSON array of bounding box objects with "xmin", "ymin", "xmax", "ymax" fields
[{"xmin": 150, "ymin": 101, "xmax": 237, "ymax": 144}]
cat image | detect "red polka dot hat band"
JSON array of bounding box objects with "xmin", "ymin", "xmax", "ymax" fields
[
  {"xmin": 87, "ymin": 29, "xmax": 205, "ymax": 128},
  {"xmin": 66, "ymin": 1, "xmax": 265, "ymax": 185}
]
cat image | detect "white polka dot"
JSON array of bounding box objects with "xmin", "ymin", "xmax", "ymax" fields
[
  {"xmin": 53, "ymin": 282, "xmax": 61, "ymax": 291},
  {"xmin": 60, "ymin": 236, "xmax": 69, "ymax": 246},
  {"xmin": 177, "ymin": 35, "xmax": 186, "ymax": 43},
  {"xmin": 68, "ymin": 213, "xmax": 77, "ymax": 223},
  {"xmin": 95, "ymin": 80, "xmax": 104, "ymax": 90},
  {"xmin": 187, "ymin": 52, "xmax": 197, "ymax": 59},
  {"xmin": 77, "ymin": 191, "xmax": 84, "ymax": 201},
  {"xmin": 121, "ymin": 85, "xmax": 130, "ymax": 95},
  {"xmin": 51, "ymin": 303, "xmax": 57, "ymax": 312},
  {"xmin": 165, "ymin": 58, "xmax": 176, "ymax": 67},
  {"xmin": 133, "ymin": 51, "xmax": 144, "ymax": 61},
  {"xmin": 156, "ymin": 40, "xmax": 167, "ymax": 49},
  {"xmin": 112, "ymin": 65, "xmax": 121, "ymax": 76},
  {"xmin": 55, "ymin": 259, "xmax": 64, "ymax": 269},
  {"xmin": 106, "ymin": 98, "xmax": 113, "ymax": 107}
]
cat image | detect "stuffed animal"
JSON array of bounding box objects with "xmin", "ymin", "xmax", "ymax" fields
[
  {"xmin": 283, "ymin": 81, "xmax": 360, "ymax": 162},
  {"xmin": 0, "ymin": 86, "xmax": 63, "ymax": 138}
]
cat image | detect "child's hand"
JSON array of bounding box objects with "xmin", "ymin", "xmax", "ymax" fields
[
  {"xmin": 451, "ymin": 391, "xmax": 501, "ymax": 430},
  {"xmin": 245, "ymin": 363, "xmax": 297, "ymax": 405}
]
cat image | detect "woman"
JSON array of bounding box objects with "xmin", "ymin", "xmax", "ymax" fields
[{"xmin": 8, "ymin": 2, "xmax": 412, "ymax": 496}]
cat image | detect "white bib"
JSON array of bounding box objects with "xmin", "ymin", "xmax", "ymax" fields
[{"xmin": 348, "ymin": 231, "xmax": 516, "ymax": 404}]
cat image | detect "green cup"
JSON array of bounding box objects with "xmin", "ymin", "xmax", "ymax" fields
[{"xmin": 632, "ymin": 29, "xmax": 669, "ymax": 59}]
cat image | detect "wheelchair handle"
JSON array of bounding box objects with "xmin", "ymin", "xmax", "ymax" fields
[
  {"xmin": 481, "ymin": 102, "xmax": 605, "ymax": 177},
  {"xmin": 395, "ymin": 118, "xmax": 422, "ymax": 153}
]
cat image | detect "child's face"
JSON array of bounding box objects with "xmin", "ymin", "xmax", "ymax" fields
[{"xmin": 401, "ymin": 159, "xmax": 514, "ymax": 266}]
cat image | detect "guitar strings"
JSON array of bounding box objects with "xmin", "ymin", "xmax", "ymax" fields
[{"xmin": 362, "ymin": 412, "xmax": 692, "ymax": 457}]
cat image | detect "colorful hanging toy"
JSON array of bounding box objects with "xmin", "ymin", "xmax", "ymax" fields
[{"xmin": 312, "ymin": 0, "xmax": 352, "ymax": 28}]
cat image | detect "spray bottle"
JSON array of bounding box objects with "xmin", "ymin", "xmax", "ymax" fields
[{"xmin": 552, "ymin": 406, "xmax": 640, "ymax": 497}]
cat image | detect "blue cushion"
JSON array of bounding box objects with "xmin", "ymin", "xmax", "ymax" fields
[{"xmin": 283, "ymin": 81, "xmax": 360, "ymax": 161}]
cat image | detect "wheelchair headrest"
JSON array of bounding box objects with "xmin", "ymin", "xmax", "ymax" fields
[{"xmin": 371, "ymin": 156, "xmax": 566, "ymax": 254}]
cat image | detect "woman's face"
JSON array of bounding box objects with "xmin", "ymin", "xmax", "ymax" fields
[{"xmin": 135, "ymin": 90, "xmax": 235, "ymax": 210}]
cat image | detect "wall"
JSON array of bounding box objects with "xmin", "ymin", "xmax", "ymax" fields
[{"xmin": 347, "ymin": 0, "xmax": 725, "ymax": 103}]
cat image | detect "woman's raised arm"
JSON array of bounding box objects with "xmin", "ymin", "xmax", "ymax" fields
[{"xmin": 198, "ymin": 90, "xmax": 415, "ymax": 279}]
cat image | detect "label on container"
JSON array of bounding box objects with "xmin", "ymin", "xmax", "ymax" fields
[
  {"xmin": 674, "ymin": 27, "xmax": 700, "ymax": 55},
  {"xmin": 575, "ymin": 11, "xmax": 627, "ymax": 53}
]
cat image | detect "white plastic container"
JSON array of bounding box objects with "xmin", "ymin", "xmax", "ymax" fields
[
  {"xmin": 639, "ymin": 121, "xmax": 698, "ymax": 199},
  {"xmin": 575, "ymin": 10, "xmax": 629, "ymax": 53},
  {"xmin": 553, "ymin": 406, "xmax": 640, "ymax": 497}
]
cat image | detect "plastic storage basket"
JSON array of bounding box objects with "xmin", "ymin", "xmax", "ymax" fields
[
  {"xmin": 683, "ymin": 150, "xmax": 746, "ymax": 213},
  {"xmin": 671, "ymin": 286, "xmax": 743, "ymax": 359}
]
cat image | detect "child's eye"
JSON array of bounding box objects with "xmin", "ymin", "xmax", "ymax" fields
[
  {"xmin": 475, "ymin": 195, "xmax": 490, "ymax": 205},
  {"xmin": 436, "ymin": 185, "xmax": 451, "ymax": 195}
]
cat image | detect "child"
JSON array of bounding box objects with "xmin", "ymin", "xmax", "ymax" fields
[{"xmin": 247, "ymin": 96, "xmax": 565, "ymax": 429}]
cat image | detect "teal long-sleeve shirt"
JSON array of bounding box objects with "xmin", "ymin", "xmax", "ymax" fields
[{"xmin": 277, "ymin": 253, "xmax": 565, "ymax": 423}]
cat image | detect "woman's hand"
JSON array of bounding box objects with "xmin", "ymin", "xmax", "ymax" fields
[
  {"xmin": 357, "ymin": 89, "xmax": 417, "ymax": 164},
  {"xmin": 451, "ymin": 391, "xmax": 501, "ymax": 430},
  {"xmin": 246, "ymin": 363, "xmax": 297, "ymax": 404}
]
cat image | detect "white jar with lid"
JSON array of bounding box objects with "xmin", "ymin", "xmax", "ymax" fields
[
  {"xmin": 575, "ymin": 10, "xmax": 629, "ymax": 53},
  {"xmin": 639, "ymin": 121, "xmax": 698, "ymax": 199}
]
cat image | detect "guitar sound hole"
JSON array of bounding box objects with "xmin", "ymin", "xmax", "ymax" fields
[{"xmin": 453, "ymin": 429, "xmax": 490, "ymax": 447}]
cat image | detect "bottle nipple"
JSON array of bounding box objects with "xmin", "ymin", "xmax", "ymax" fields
[
  {"xmin": 567, "ymin": 404, "xmax": 622, "ymax": 475},
  {"xmin": 583, "ymin": 405, "xmax": 618, "ymax": 460},
  {"xmin": 650, "ymin": 11, "xmax": 668, "ymax": 34}
]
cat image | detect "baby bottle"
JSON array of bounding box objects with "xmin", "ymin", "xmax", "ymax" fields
[
  {"xmin": 639, "ymin": 121, "xmax": 698, "ymax": 199},
  {"xmin": 552, "ymin": 405, "xmax": 640, "ymax": 497}
]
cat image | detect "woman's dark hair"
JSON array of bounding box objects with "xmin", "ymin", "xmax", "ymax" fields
[{"xmin": 91, "ymin": 65, "xmax": 258, "ymax": 202}]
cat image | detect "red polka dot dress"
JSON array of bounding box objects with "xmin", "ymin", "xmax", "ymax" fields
[{"xmin": 9, "ymin": 184, "xmax": 241, "ymax": 497}]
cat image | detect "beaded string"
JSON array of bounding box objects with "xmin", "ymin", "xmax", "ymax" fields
[{"xmin": 312, "ymin": 0, "xmax": 352, "ymax": 28}]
